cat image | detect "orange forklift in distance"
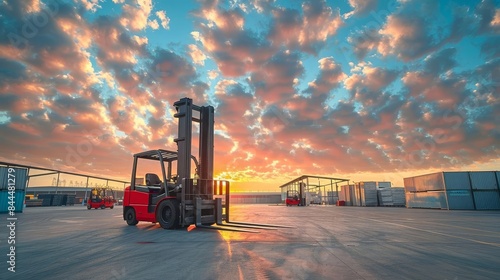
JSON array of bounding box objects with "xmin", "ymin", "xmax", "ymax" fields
[{"xmin": 123, "ymin": 98, "xmax": 290, "ymax": 232}]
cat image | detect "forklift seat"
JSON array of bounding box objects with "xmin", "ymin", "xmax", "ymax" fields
[{"xmin": 145, "ymin": 173, "xmax": 161, "ymax": 186}]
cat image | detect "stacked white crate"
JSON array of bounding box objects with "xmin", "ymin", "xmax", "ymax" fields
[
  {"xmin": 362, "ymin": 182, "xmax": 378, "ymax": 206},
  {"xmin": 378, "ymin": 188, "xmax": 394, "ymax": 206},
  {"xmin": 391, "ymin": 188, "xmax": 406, "ymax": 206}
]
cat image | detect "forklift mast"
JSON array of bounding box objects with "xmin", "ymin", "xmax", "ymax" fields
[{"xmin": 173, "ymin": 98, "xmax": 214, "ymax": 184}]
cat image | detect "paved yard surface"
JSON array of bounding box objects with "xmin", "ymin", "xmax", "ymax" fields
[{"xmin": 1, "ymin": 205, "xmax": 500, "ymax": 279}]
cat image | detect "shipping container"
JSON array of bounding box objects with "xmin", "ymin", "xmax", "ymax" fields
[
  {"xmin": 443, "ymin": 172, "xmax": 472, "ymax": 190},
  {"xmin": 0, "ymin": 190, "xmax": 25, "ymax": 213},
  {"xmin": 412, "ymin": 172, "xmax": 446, "ymax": 192},
  {"xmin": 403, "ymin": 177, "xmax": 415, "ymax": 192},
  {"xmin": 472, "ymin": 191, "xmax": 500, "ymax": 210},
  {"xmin": 405, "ymin": 191, "xmax": 447, "ymax": 209},
  {"xmin": 0, "ymin": 168, "xmax": 5, "ymax": 190},
  {"xmin": 405, "ymin": 171, "xmax": 500, "ymax": 210},
  {"xmin": 446, "ymin": 190, "xmax": 474, "ymax": 210},
  {"xmin": 469, "ymin": 172, "xmax": 498, "ymax": 190},
  {"xmin": 0, "ymin": 167, "xmax": 28, "ymax": 190}
]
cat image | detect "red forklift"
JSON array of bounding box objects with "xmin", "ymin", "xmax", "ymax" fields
[
  {"xmin": 285, "ymin": 182, "xmax": 305, "ymax": 206},
  {"xmin": 87, "ymin": 188, "xmax": 116, "ymax": 209},
  {"xmin": 123, "ymin": 98, "xmax": 290, "ymax": 232},
  {"xmin": 285, "ymin": 190, "xmax": 300, "ymax": 206}
]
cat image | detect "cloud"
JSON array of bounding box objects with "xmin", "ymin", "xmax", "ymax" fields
[
  {"xmin": 156, "ymin": 10, "xmax": 170, "ymax": 29},
  {"xmin": 481, "ymin": 37, "xmax": 500, "ymax": 59},
  {"xmin": 119, "ymin": 0, "xmax": 153, "ymax": 31},
  {"xmin": 197, "ymin": 0, "xmax": 245, "ymax": 33},
  {"xmin": 268, "ymin": 0, "xmax": 343, "ymax": 54},
  {"xmin": 145, "ymin": 48, "xmax": 207, "ymax": 101},
  {"xmin": 423, "ymin": 48, "xmax": 457, "ymax": 75},
  {"xmin": 194, "ymin": 1, "xmax": 273, "ymax": 77},
  {"xmin": 249, "ymin": 50, "xmax": 304, "ymax": 104},
  {"xmin": 280, "ymin": 57, "xmax": 346, "ymax": 120},
  {"xmin": 377, "ymin": 13, "xmax": 436, "ymax": 61},
  {"xmin": 188, "ymin": 44, "xmax": 207, "ymax": 65},
  {"xmin": 348, "ymin": 0, "xmax": 458, "ymax": 61},
  {"xmin": 347, "ymin": 0, "xmax": 378, "ymax": 16},
  {"xmin": 251, "ymin": 0, "xmax": 275, "ymax": 14},
  {"xmin": 148, "ymin": 19, "xmax": 159, "ymax": 29},
  {"xmin": 0, "ymin": 58, "xmax": 26, "ymax": 82},
  {"xmin": 345, "ymin": 65, "xmax": 399, "ymax": 107},
  {"xmin": 78, "ymin": 0, "xmax": 102, "ymax": 12},
  {"xmin": 477, "ymin": 0, "xmax": 500, "ymax": 34}
]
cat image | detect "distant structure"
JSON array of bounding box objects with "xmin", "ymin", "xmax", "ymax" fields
[
  {"xmin": 0, "ymin": 161, "xmax": 128, "ymax": 205},
  {"xmin": 404, "ymin": 171, "xmax": 500, "ymax": 210},
  {"xmin": 278, "ymin": 175, "xmax": 349, "ymax": 205}
]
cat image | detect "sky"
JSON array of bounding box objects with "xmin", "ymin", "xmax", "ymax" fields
[{"xmin": 0, "ymin": 0, "xmax": 499, "ymax": 191}]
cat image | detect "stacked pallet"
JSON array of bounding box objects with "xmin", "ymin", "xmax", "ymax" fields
[
  {"xmin": 391, "ymin": 188, "xmax": 406, "ymax": 206},
  {"xmin": 377, "ymin": 187, "xmax": 406, "ymax": 206},
  {"xmin": 361, "ymin": 183, "xmax": 378, "ymax": 206},
  {"xmin": 377, "ymin": 188, "xmax": 394, "ymax": 206}
]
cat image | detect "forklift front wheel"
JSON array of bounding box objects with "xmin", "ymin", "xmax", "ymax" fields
[
  {"xmin": 101, "ymin": 205, "xmax": 106, "ymax": 209},
  {"xmin": 125, "ymin": 208, "xmax": 139, "ymax": 226},
  {"xmin": 87, "ymin": 205, "xmax": 91, "ymax": 210},
  {"xmin": 156, "ymin": 199, "xmax": 179, "ymax": 230}
]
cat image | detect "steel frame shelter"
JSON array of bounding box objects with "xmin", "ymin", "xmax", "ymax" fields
[
  {"xmin": 279, "ymin": 175, "xmax": 349, "ymax": 205},
  {"xmin": 0, "ymin": 161, "xmax": 128, "ymax": 201}
]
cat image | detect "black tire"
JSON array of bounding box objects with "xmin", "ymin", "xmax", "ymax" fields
[
  {"xmin": 125, "ymin": 208, "xmax": 138, "ymax": 226},
  {"xmin": 110, "ymin": 205, "xmax": 114, "ymax": 209},
  {"xmin": 87, "ymin": 205, "xmax": 91, "ymax": 210},
  {"xmin": 100, "ymin": 205, "xmax": 106, "ymax": 209},
  {"xmin": 156, "ymin": 199, "xmax": 179, "ymax": 229}
]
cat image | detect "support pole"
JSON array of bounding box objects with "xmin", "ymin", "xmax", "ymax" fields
[
  {"xmin": 83, "ymin": 177, "xmax": 89, "ymax": 205},
  {"xmin": 55, "ymin": 172, "xmax": 60, "ymax": 194}
]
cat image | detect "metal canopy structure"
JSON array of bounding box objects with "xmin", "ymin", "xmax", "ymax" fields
[
  {"xmin": 279, "ymin": 175, "xmax": 349, "ymax": 205},
  {"xmin": 0, "ymin": 161, "xmax": 128, "ymax": 192}
]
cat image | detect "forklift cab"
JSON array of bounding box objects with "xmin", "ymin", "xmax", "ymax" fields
[
  {"xmin": 285, "ymin": 190, "xmax": 301, "ymax": 206},
  {"xmin": 130, "ymin": 150, "xmax": 200, "ymax": 195}
]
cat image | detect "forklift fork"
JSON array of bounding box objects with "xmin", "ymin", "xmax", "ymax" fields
[
  {"xmin": 192, "ymin": 196, "xmax": 293, "ymax": 233},
  {"xmin": 193, "ymin": 198, "xmax": 260, "ymax": 233}
]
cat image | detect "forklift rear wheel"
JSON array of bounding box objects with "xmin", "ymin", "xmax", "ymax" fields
[
  {"xmin": 156, "ymin": 200, "xmax": 179, "ymax": 229},
  {"xmin": 87, "ymin": 205, "xmax": 91, "ymax": 210},
  {"xmin": 101, "ymin": 205, "xmax": 106, "ymax": 209},
  {"xmin": 110, "ymin": 205, "xmax": 114, "ymax": 209},
  {"xmin": 125, "ymin": 208, "xmax": 138, "ymax": 226}
]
